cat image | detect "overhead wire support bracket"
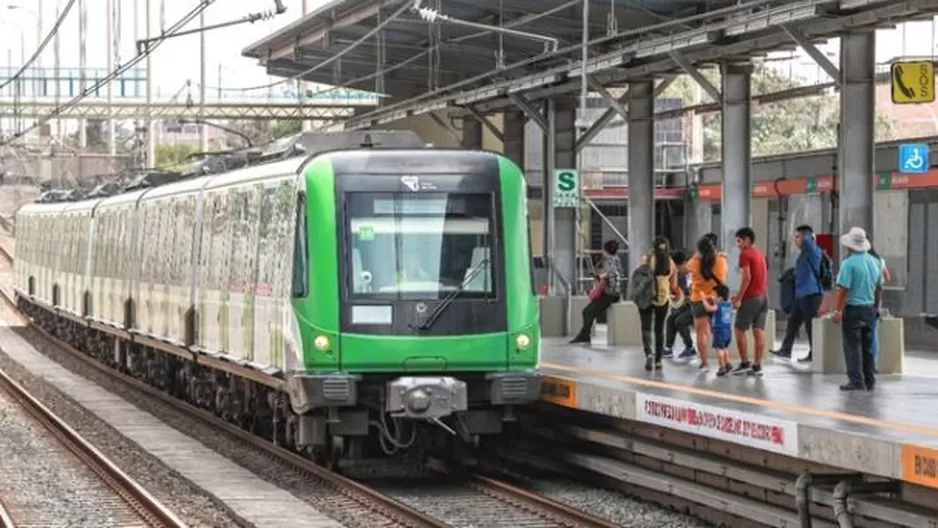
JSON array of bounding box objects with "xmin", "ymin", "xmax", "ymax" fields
[
  {"xmin": 412, "ymin": 0, "xmax": 559, "ymax": 54},
  {"xmin": 136, "ymin": 1, "xmax": 287, "ymax": 54}
]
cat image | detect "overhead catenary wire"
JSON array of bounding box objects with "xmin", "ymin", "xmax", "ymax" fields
[
  {"xmin": 0, "ymin": 0, "xmax": 78, "ymax": 91},
  {"xmin": 1, "ymin": 0, "xmax": 216, "ymax": 146}
]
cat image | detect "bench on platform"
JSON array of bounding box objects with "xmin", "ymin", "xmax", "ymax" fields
[
  {"xmin": 607, "ymin": 301, "xmax": 643, "ymax": 347},
  {"xmin": 569, "ymin": 295, "xmax": 594, "ymax": 337},
  {"xmin": 538, "ymin": 295, "xmax": 567, "ymax": 337},
  {"xmin": 812, "ymin": 315, "xmax": 905, "ymax": 374}
]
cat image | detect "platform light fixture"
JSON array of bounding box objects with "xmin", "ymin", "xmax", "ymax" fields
[
  {"xmin": 567, "ymin": 52, "xmax": 631, "ymax": 78},
  {"xmin": 724, "ymin": 3, "xmax": 827, "ymax": 36},
  {"xmin": 505, "ymin": 73, "xmax": 561, "ymax": 94},
  {"xmin": 634, "ymin": 29, "xmax": 720, "ymax": 59}
]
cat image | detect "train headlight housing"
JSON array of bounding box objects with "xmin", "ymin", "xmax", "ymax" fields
[
  {"xmin": 313, "ymin": 335, "xmax": 330, "ymax": 351},
  {"xmin": 516, "ymin": 333, "xmax": 531, "ymax": 350}
]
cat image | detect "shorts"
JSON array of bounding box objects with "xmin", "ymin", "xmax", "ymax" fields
[
  {"xmin": 711, "ymin": 328, "xmax": 731, "ymax": 349},
  {"xmin": 690, "ymin": 300, "xmax": 710, "ymax": 319},
  {"xmin": 735, "ymin": 295, "xmax": 768, "ymax": 331}
]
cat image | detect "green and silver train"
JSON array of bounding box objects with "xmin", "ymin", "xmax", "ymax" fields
[{"xmin": 14, "ymin": 131, "xmax": 542, "ymax": 461}]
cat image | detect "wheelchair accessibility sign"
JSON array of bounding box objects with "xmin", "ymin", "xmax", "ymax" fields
[{"xmin": 899, "ymin": 143, "xmax": 930, "ymax": 174}]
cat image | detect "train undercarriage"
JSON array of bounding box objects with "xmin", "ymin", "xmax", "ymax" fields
[{"xmin": 16, "ymin": 295, "xmax": 541, "ymax": 469}]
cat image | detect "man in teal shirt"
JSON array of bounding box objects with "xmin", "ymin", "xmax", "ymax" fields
[{"xmin": 832, "ymin": 227, "xmax": 883, "ymax": 391}]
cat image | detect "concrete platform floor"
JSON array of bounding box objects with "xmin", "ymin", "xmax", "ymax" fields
[{"xmin": 539, "ymin": 328, "xmax": 938, "ymax": 489}]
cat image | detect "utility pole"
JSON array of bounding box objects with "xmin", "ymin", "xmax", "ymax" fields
[
  {"xmin": 199, "ymin": 9, "xmax": 208, "ymax": 151},
  {"xmin": 78, "ymin": 0, "xmax": 87, "ymax": 149},
  {"xmin": 53, "ymin": 2, "xmax": 60, "ymax": 141},
  {"xmin": 300, "ymin": 0, "xmax": 311, "ymax": 132},
  {"xmin": 106, "ymin": 0, "xmax": 116, "ymax": 155},
  {"xmin": 145, "ymin": 0, "xmax": 155, "ymax": 168}
]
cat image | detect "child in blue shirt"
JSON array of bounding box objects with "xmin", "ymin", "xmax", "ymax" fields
[{"xmin": 704, "ymin": 284, "xmax": 734, "ymax": 376}]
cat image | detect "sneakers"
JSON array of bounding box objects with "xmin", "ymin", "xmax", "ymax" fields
[
  {"xmin": 677, "ymin": 347, "xmax": 697, "ymax": 360},
  {"xmin": 732, "ymin": 362, "xmax": 752, "ymax": 375},
  {"xmin": 654, "ymin": 360, "xmax": 663, "ymax": 371},
  {"xmin": 698, "ymin": 362, "xmax": 710, "ymax": 373},
  {"xmin": 661, "ymin": 348, "xmax": 674, "ymax": 359},
  {"xmin": 770, "ymin": 348, "xmax": 791, "ymax": 358},
  {"xmin": 716, "ymin": 365, "xmax": 730, "ymax": 377},
  {"xmin": 797, "ymin": 353, "xmax": 812, "ymax": 363},
  {"xmin": 750, "ymin": 364, "xmax": 763, "ymax": 376},
  {"xmin": 645, "ymin": 356, "xmax": 654, "ymax": 371}
]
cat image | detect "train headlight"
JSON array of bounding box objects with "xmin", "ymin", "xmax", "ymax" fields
[
  {"xmin": 313, "ymin": 335, "xmax": 330, "ymax": 351},
  {"xmin": 516, "ymin": 333, "xmax": 531, "ymax": 350}
]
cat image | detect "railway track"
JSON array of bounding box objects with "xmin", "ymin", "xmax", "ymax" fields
[
  {"xmin": 0, "ymin": 244, "xmax": 619, "ymax": 528},
  {"xmin": 0, "ymin": 352, "xmax": 187, "ymax": 528}
]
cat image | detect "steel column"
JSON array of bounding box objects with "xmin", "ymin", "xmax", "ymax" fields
[
  {"xmin": 627, "ymin": 80, "xmax": 655, "ymax": 273},
  {"xmin": 461, "ymin": 117, "xmax": 483, "ymax": 149},
  {"xmin": 720, "ymin": 62, "xmax": 753, "ymax": 290},
  {"xmin": 838, "ymin": 32, "xmax": 876, "ymax": 239},
  {"xmin": 503, "ymin": 109, "xmax": 525, "ymax": 169},
  {"xmin": 543, "ymin": 98, "xmax": 578, "ymax": 293}
]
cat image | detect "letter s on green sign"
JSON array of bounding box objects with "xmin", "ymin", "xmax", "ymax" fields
[{"xmin": 557, "ymin": 171, "xmax": 576, "ymax": 192}]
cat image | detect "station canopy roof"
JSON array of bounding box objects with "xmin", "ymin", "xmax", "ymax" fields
[
  {"xmin": 243, "ymin": 0, "xmax": 938, "ymax": 127},
  {"xmin": 242, "ymin": 0, "xmax": 748, "ymax": 99}
]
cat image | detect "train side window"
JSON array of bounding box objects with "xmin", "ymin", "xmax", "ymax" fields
[{"xmin": 291, "ymin": 191, "xmax": 308, "ymax": 298}]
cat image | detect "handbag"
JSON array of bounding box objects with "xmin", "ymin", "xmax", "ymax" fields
[{"xmin": 589, "ymin": 278, "xmax": 606, "ymax": 301}]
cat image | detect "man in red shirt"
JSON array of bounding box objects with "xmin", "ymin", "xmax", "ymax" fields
[{"xmin": 731, "ymin": 227, "xmax": 769, "ymax": 376}]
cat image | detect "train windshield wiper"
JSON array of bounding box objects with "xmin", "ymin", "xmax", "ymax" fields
[{"xmin": 415, "ymin": 258, "xmax": 490, "ymax": 332}]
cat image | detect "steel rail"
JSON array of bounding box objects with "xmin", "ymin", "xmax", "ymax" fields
[
  {"xmin": 426, "ymin": 457, "xmax": 619, "ymax": 528},
  {"xmin": 0, "ymin": 362, "xmax": 187, "ymax": 528},
  {"xmin": 0, "ymin": 499, "xmax": 15, "ymax": 528}
]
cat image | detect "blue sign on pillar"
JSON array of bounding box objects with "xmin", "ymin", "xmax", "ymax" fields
[{"xmin": 898, "ymin": 143, "xmax": 930, "ymax": 174}]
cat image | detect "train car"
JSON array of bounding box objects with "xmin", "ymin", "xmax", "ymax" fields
[{"xmin": 13, "ymin": 133, "xmax": 542, "ymax": 463}]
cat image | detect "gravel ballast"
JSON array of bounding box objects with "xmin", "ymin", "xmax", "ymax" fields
[{"xmin": 0, "ymin": 386, "xmax": 143, "ymax": 527}]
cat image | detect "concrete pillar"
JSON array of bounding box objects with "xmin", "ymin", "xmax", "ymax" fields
[
  {"xmin": 462, "ymin": 118, "xmax": 483, "ymax": 149},
  {"xmin": 503, "ymin": 110, "xmax": 525, "ymax": 169},
  {"xmin": 720, "ymin": 62, "xmax": 753, "ymax": 290},
  {"xmin": 627, "ymin": 80, "xmax": 655, "ymax": 272},
  {"xmin": 687, "ymin": 199, "xmax": 713, "ymax": 250},
  {"xmin": 543, "ymin": 98, "xmax": 578, "ymax": 293},
  {"xmin": 838, "ymin": 32, "xmax": 876, "ymax": 238}
]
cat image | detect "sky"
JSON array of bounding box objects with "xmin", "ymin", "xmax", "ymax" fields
[{"xmin": 0, "ymin": 0, "xmax": 936, "ymax": 99}]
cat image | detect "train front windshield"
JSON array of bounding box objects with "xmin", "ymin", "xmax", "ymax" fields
[{"xmin": 347, "ymin": 192, "xmax": 496, "ymax": 300}]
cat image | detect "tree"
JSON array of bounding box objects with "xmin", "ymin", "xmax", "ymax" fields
[
  {"xmin": 272, "ymin": 120, "xmax": 302, "ymax": 139},
  {"xmin": 155, "ymin": 144, "xmax": 198, "ymax": 170},
  {"xmin": 662, "ymin": 64, "xmax": 896, "ymax": 161}
]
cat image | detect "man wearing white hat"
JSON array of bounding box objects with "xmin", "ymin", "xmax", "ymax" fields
[{"xmin": 831, "ymin": 227, "xmax": 883, "ymax": 391}]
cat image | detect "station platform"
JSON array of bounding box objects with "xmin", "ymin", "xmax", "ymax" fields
[{"xmin": 537, "ymin": 327, "xmax": 938, "ymax": 491}]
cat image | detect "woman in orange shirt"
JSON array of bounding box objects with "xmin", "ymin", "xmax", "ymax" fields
[{"xmin": 686, "ymin": 235, "xmax": 728, "ymax": 372}]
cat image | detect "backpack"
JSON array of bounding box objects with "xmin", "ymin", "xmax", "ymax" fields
[
  {"xmin": 816, "ymin": 251, "xmax": 834, "ymax": 291},
  {"xmin": 629, "ymin": 265, "xmax": 655, "ymax": 310}
]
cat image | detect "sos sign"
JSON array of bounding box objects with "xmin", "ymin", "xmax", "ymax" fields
[
  {"xmin": 891, "ymin": 60, "xmax": 936, "ymax": 105},
  {"xmin": 553, "ymin": 169, "xmax": 580, "ymax": 208}
]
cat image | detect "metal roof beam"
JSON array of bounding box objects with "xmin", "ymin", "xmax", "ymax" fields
[
  {"xmin": 668, "ymin": 50, "xmax": 722, "ymax": 104},
  {"xmin": 507, "ymin": 93, "xmax": 547, "ymax": 131},
  {"xmin": 462, "ymin": 104, "xmax": 504, "ymax": 143},
  {"xmin": 780, "ymin": 23, "xmax": 841, "ymax": 86},
  {"xmin": 575, "ymin": 76, "xmax": 675, "ymax": 151}
]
